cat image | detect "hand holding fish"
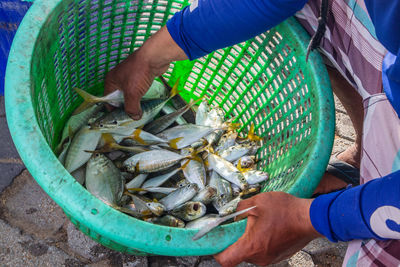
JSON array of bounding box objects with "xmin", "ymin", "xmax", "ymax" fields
[
  {"xmin": 214, "ymin": 192, "xmax": 321, "ymax": 267},
  {"xmin": 104, "ymin": 26, "xmax": 187, "ymax": 119}
]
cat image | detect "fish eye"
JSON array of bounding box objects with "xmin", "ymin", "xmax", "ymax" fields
[
  {"xmin": 95, "ymin": 153, "xmax": 99, "ymax": 157},
  {"xmin": 147, "ymin": 203, "xmax": 151, "ymax": 206},
  {"xmin": 99, "ymin": 124, "xmax": 104, "ymax": 127}
]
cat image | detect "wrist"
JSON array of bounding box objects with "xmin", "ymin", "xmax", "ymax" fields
[
  {"xmin": 140, "ymin": 26, "xmax": 188, "ymax": 76},
  {"xmin": 298, "ymin": 198, "xmax": 322, "ymax": 238}
]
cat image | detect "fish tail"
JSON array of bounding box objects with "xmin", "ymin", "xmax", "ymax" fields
[
  {"xmin": 180, "ymin": 159, "xmax": 191, "ymax": 170},
  {"xmin": 73, "ymin": 88, "xmax": 101, "ymax": 114},
  {"xmin": 185, "ymin": 149, "xmax": 203, "ymax": 163},
  {"xmin": 168, "ymin": 78, "xmax": 181, "ymax": 100},
  {"xmin": 74, "ymin": 87, "xmax": 101, "ymax": 103},
  {"xmin": 247, "ymin": 123, "xmax": 263, "ymax": 142},
  {"xmin": 131, "ymin": 129, "xmax": 148, "ymax": 145},
  {"xmin": 169, "ymin": 137, "xmax": 183, "ymax": 150}
]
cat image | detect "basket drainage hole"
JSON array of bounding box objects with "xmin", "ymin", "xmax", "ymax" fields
[
  {"xmin": 91, "ymin": 208, "xmax": 99, "ymax": 215},
  {"xmin": 165, "ymin": 235, "xmax": 171, "ymax": 242}
]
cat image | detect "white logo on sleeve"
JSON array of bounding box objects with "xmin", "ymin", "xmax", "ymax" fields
[
  {"xmin": 190, "ymin": 0, "xmax": 198, "ymax": 12},
  {"xmin": 370, "ymin": 206, "xmax": 400, "ymax": 239}
]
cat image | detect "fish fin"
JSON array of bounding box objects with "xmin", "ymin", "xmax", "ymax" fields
[
  {"xmin": 169, "ymin": 137, "xmax": 183, "ymax": 150},
  {"xmin": 168, "ymin": 78, "xmax": 181, "ymax": 100},
  {"xmin": 72, "ymin": 88, "xmax": 100, "ymax": 114},
  {"xmin": 74, "ymin": 87, "xmax": 101, "ymax": 103},
  {"xmin": 132, "ymin": 129, "xmax": 148, "ymax": 145},
  {"xmin": 180, "ymin": 159, "xmax": 191, "ymax": 170},
  {"xmin": 68, "ymin": 126, "xmax": 74, "ymax": 139},
  {"xmin": 247, "ymin": 123, "xmax": 263, "ymax": 142},
  {"xmin": 135, "ymin": 162, "xmax": 140, "ymax": 173},
  {"xmin": 185, "ymin": 153, "xmax": 203, "ymax": 164},
  {"xmin": 239, "ymin": 187, "xmax": 260, "ymax": 197},
  {"xmin": 228, "ymin": 122, "xmax": 242, "ymax": 131},
  {"xmin": 126, "ymin": 188, "xmax": 147, "ymax": 192}
]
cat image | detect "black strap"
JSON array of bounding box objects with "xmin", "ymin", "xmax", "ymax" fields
[{"xmin": 306, "ymin": 0, "xmax": 329, "ymax": 61}]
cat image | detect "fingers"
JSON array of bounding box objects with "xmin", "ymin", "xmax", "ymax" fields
[
  {"xmin": 235, "ymin": 198, "xmax": 258, "ymax": 221},
  {"xmin": 124, "ymin": 90, "xmax": 143, "ymax": 120},
  {"xmin": 214, "ymin": 232, "xmax": 252, "ymax": 267}
]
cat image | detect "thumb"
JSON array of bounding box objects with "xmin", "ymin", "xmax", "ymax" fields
[
  {"xmin": 124, "ymin": 90, "xmax": 143, "ymax": 120},
  {"xmin": 214, "ymin": 219, "xmax": 255, "ymax": 267}
]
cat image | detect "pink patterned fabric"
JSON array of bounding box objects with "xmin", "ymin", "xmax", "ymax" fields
[{"xmin": 296, "ymin": 1, "xmax": 400, "ymax": 266}]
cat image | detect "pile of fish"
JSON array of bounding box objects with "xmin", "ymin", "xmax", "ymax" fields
[{"xmin": 56, "ymin": 79, "xmax": 267, "ymax": 240}]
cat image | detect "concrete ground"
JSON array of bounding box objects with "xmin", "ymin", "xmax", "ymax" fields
[{"xmin": 0, "ymin": 94, "xmax": 353, "ymax": 267}]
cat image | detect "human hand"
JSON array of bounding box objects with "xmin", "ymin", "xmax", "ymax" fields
[
  {"xmin": 214, "ymin": 192, "xmax": 321, "ymax": 267},
  {"xmin": 104, "ymin": 26, "xmax": 187, "ymax": 119}
]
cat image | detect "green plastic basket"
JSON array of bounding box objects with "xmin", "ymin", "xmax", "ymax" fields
[{"xmin": 5, "ymin": 0, "xmax": 334, "ymax": 256}]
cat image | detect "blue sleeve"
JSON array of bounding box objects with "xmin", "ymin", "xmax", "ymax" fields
[
  {"xmin": 166, "ymin": 0, "xmax": 308, "ymax": 60},
  {"xmin": 364, "ymin": 1, "xmax": 400, "ymax": 117},
  {"xmin": 310, "ymin": 169, "xmax": 400, "ymax": 242}
]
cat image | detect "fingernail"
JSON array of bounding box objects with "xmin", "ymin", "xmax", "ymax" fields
[{"xmin": 130, "ymin": 114, "xmax": 141, "ymax": 120}]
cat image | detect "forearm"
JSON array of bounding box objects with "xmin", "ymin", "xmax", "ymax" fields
[
  {"xmin": 166, "ymin": 0, "xmax": 308, "ymax": 60},
  {"xmin": 310, "ymin": 169, "xmax": 400, "ymax": 242}
]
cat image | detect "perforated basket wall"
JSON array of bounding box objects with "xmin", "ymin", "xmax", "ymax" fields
[{"xmin": 6, "ymin": 0, "xmax": 334, "ymax": 256}]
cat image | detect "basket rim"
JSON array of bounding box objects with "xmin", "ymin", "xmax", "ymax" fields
[{"xmin": 5, "ymin": 0, "xmax": 334, "ymax": 256}]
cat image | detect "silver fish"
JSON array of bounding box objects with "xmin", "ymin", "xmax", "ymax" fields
[
  {"xmin": 234, "ymin": 155, "xmax": 256, "ymax": 170},
  {"xmin": 180, "ymin": 148, "xmax": 206, "ymax": 189},
  {"xmin": 91, "ymin": 81, "xmax": 179, "ymax": 131},
  {"xmin": 161, "ymin": 104, "xmax": 187, "ymax": 125},
  {"xmin": 216, "ymin": 132, "xmax": 238, "ymax": 152},
  {"xmin": 175, "ymin": 179, "xmax": 189, "ymax": 188},
  {"xmin": 121, "ymin": 128, "xmax": 170, "ymax": 146},
  {"xmin": 171, "ymin": 201, "xmax": 206, "ymax": 221},
  {"xmin": 85, "ymin": 154, "xmax": 124, "ymax": 205},
  {"xmin": 209, "ymin": 171, "xmax": 233, "ymax": 203},
  {"xmin": 141, "ymin": 169, "xmax": 180, "ymax": 189},
  {"xmin": 131, "ymin": 187, "xmax": 177, "ymax": 195},
  {"xmin": 192, "ymin": 186, "xmax": 217, "ymax": 204},
  {"xmin": 142, "ymin": 80, "xmax": 168, "ymax": 100},
  {"xmin": 144, "ymin": 100, "xmax": 198, "ymax": 134},
  {"xmin": 219, "ymin": 144, "xmax": 259, "ymax": 162},
  {"xmin": 74, "ymin": 79, "xmax": 166, "ymax": 112},
  {"xmin": 146, "ymin": 215, "xmax": 185, "ymax": 228},
  {"xmin": 158, "ymin": 124, "xmax": 220, "ymax": 149},
  {"xmin": 146, "ymin": 202, "xmax": 166, "ymax": 216},
  {"xmin": 123, "ymin": 150, "xmax": 190, "ymax": 173},
  {"xmin": 58, "ymin": 137, "xmax": 71, "ymax": 165},
  {"xmin": 243, "ymin": 170, "xmax": 269, "ymax": 184},
  {"xmin": 74, "ymin": 88, "xmax": 124, "ymax": 111},
  {"xmin": 218, "ymin": 196, "xmax": 241, "ymax": 216},
  {"xmin": 195, "ymin": 100, "xmax": 210, "ymax": 126},
  {"xmin": 185, "ymin": 214, "xmax": 219, "ymax": 229},
  {"xmin": 159, "ymin": 183, "xmax": 199, "ymax": 210},
  {"xmin": 203, "ymin": 107, "xmax": 225, "ymax": 146},
  {"xmin": 71, "ymin": 165, "xmax": 85, "ymax": 185},
  {"xmin": 207, "ymin": 154, "xmax": 248, "ymax": 190},
  {"xmin": 57, "ymin": 104, "xmax": 103, "ymax": 153},
  {"xmin": 126, "ymin": 174, "xmax": 149, "ymax": 189},
  {"xmin": 129, "ymin": 194, "xmax": 165, "ymax": 216},
  {"xmin": 65, "ymin": 125, "xmax": 101, "ymax": 173},
  {"xmin": 192, "ymin": 206, "xmax": 256, "ymax": 240}
]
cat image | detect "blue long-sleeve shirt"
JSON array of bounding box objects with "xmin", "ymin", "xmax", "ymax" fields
[{"xmin": 166, "ymin": 0, "xmax": 400, "ymax": 242}]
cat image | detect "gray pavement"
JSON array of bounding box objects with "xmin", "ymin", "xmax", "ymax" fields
[{"xmin": 0, "ymin": 95, "xmax": 354, "ymax": 266}]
